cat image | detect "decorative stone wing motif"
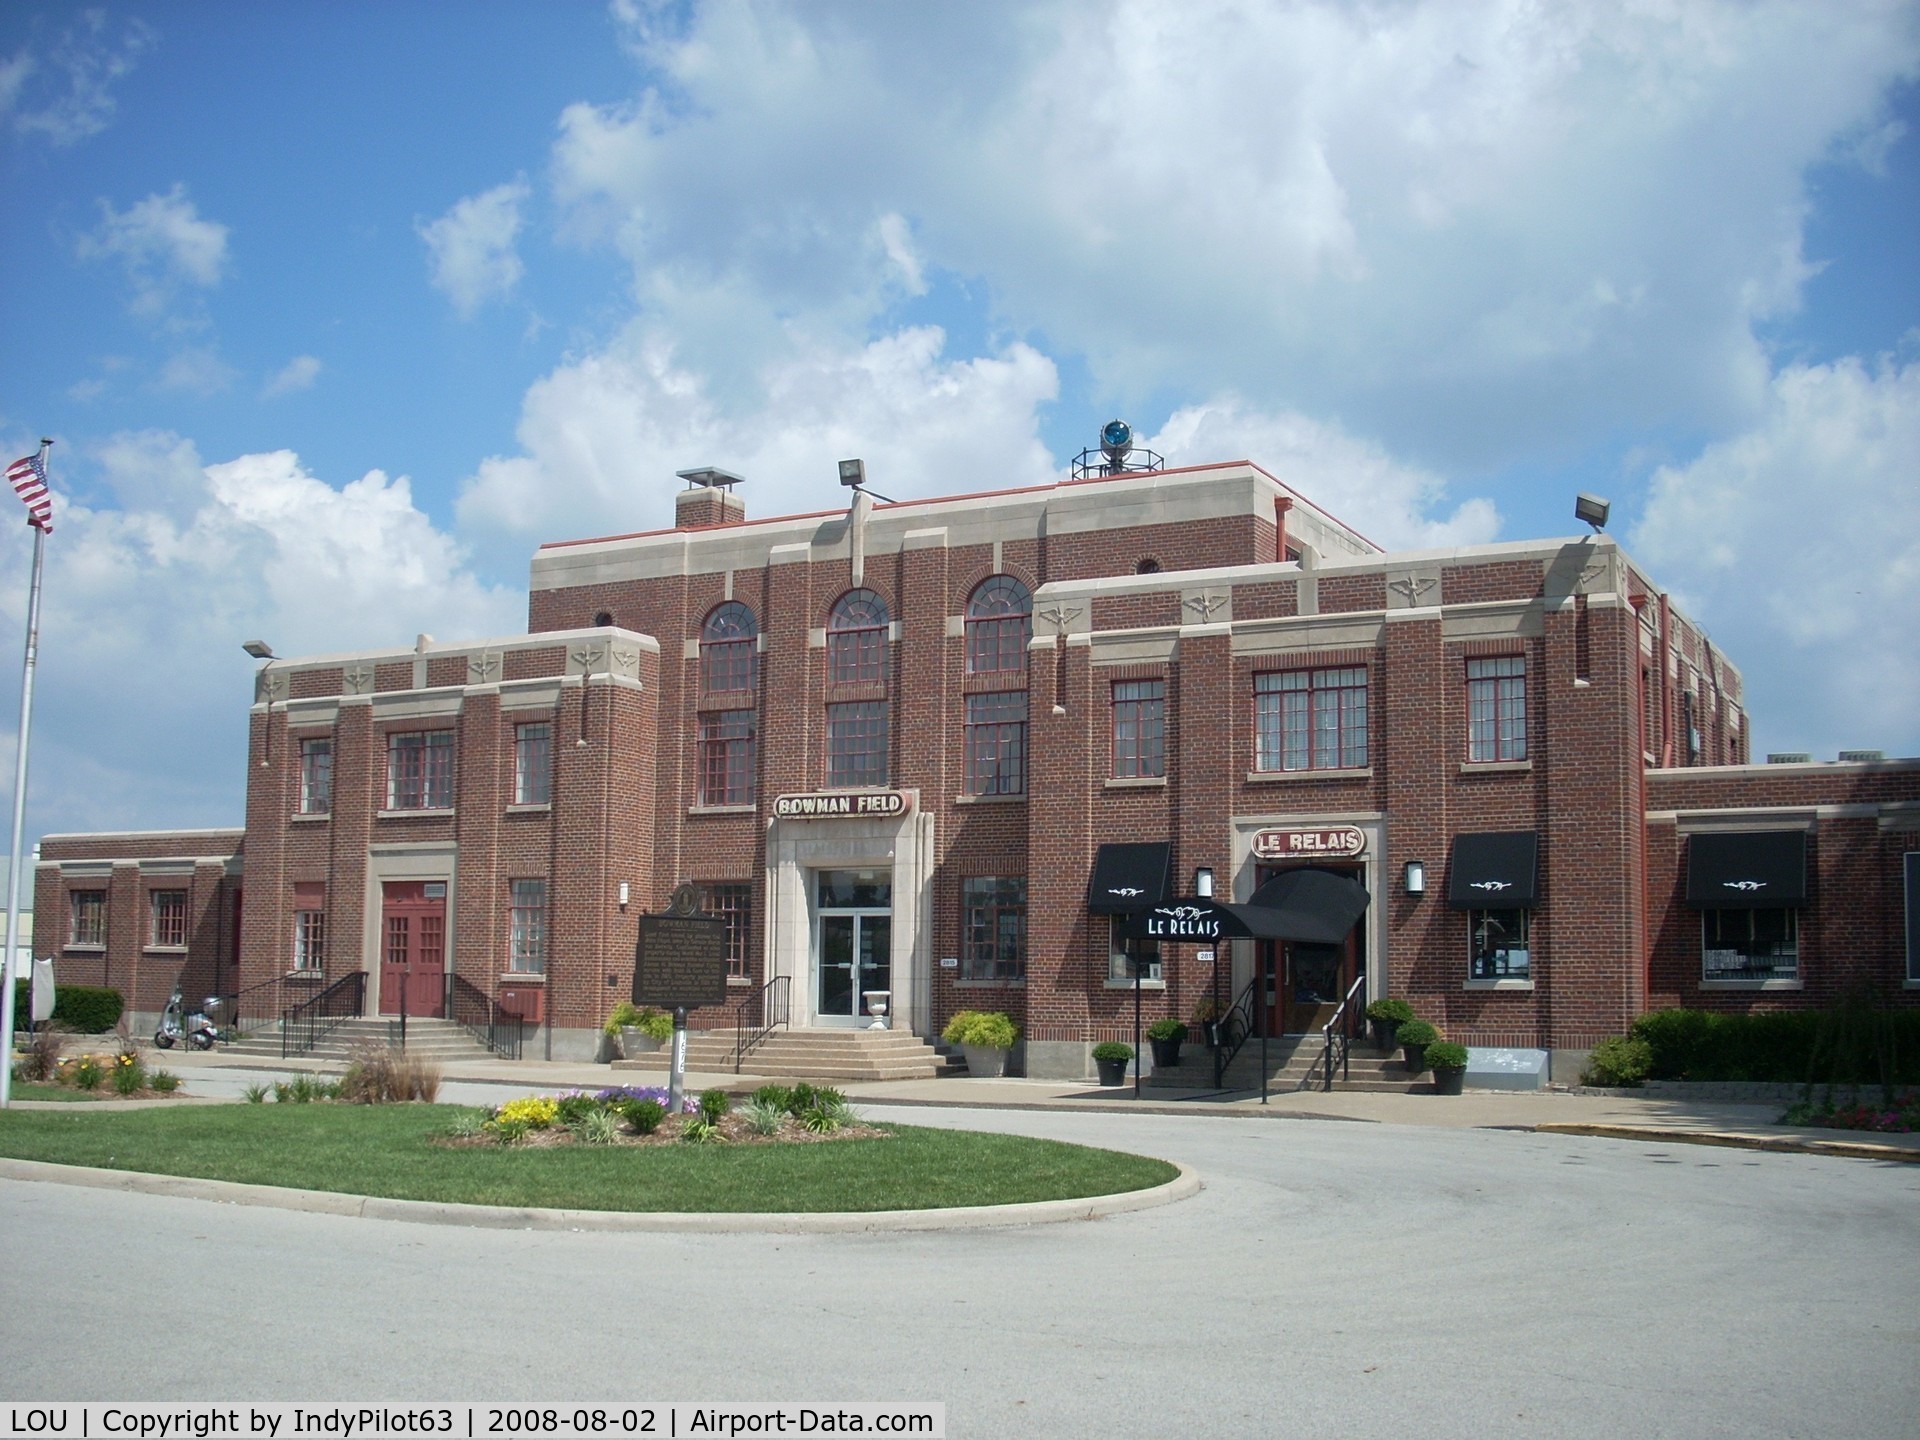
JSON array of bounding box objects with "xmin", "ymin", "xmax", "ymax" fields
[
  {"xmin": 1183, "ymin": 590, "xmax": 1229, "ymax": 623},
  {"xmin": 568, "ymin": 644, "xmax": 607, "ymax": 676},
  {"xmin": 257, "ymin": 671, "xmax": 288, "ymax": 704},
  {"xmin": 1387, "ymin": 574, "xmax": 1439, "ymax": 609},
  {"xmin": 343, "ymin": 664, "xmax": 374, "ymax": 696},
  {"xmin": 467, "ymin": 650, "xmax": 502, "ymax": 685},
  {"xmin": 610, "ymin": 645, "xmax": 640, "ymax": 679},
  {"xmin": 1037, "ymin": 604, "xmax": 1083, "ymax": 638}
]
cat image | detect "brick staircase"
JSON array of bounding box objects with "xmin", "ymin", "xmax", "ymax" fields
[
  {"xmin": 1147, "ymin": 1034, "xmax": 1427, "ymax": 1094},
  {"xmin": 216, "ymin": 1016, "xmax": 504, "ymax": 1065},
  {"xmin": 613, "ymin": 1026, "xmax": 961, "ymax": 1081}
]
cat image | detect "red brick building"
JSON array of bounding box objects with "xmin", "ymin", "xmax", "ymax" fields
[{"xmin": 35, "ymin": 455, "xmax": 1920, "ymax": 1076}]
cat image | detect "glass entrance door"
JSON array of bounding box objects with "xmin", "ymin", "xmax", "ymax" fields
[{"xmin": 815, "ymin": 870, "xmax": 892, "ymax": 1025}]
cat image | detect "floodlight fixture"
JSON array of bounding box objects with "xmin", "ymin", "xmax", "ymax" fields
[
  {"xmin": 241, "ymin": 640, "xmax": 276, "ymax": 660},
  {"xmin": 1575, "ymin": 493, "xmax": 1611, "ymax": 532},
  {"xmin": 838, "ymin": 458, "xmax": 866, "ymax": 488}
]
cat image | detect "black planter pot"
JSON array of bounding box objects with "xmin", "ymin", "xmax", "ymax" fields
[
  {"xmin": 1370, "ymin": 1019, "xmax": 1399, "ymax": 1053},
  {"xmin": 1149, "ymin": 1037, "xmax": 1184, "ymax": 1069},
  {"xmin": 1401, "ymin": 1042, "xmax": 1429, "ymax": 1075},
  {"xmin": 1431, "ymin": 1065, "xmax": 1466, "ymax": 1096},
  {"xmin": 1095, "ymin": 1056, "xmax": 1130, "ymax": 1086}
]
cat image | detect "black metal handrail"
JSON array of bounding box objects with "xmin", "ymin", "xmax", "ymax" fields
[
  {"xmin": 1212, "ymin": 974, "xmax": 1261, "ymax": 1088},
  {"xmin": 734, "ymin": 974, "xmax": 790, "ymax": 1073},
  {"xmin": 224, "ymin": 970, "xmax": 324, "ymax": 1038},
  {"xmin": 282, "ymin": 971, "xmax": 365, "ymax": 1058},
  {"xmin": 446, "ymin": 973, "xmax": 527, "ymax": 1060},
  {"xmin": 1310, "ymin": 972, "xmax": 1368, "ymax": 1092}
]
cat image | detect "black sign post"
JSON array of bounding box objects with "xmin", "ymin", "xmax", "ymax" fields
[{"xmin": 634, "ymin": 889, "xmax": 728, "ymax": 1113}]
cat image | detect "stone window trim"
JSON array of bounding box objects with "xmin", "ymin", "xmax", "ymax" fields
[
  {"xmin": 1246, "ymin": 767, "xmax": 1373, "ymax": 784},
  {"xmin": 1105, "ymin": 776, "xmax": 1168, "ymax": 790},
  {"xmin": 1464, "ymin": 979, "xmax": 1536, "ymax": 992}
]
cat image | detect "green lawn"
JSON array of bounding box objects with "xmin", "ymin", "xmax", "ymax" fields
[{"xmin": 0, "ymin": 1104, "xmax": 1178, "ymax": 1213}]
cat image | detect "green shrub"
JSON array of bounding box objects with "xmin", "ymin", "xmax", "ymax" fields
[
  {"xmin": 571, "ymin": 1109, "xmax": 621, "ymax": 1145},
  {"xmin": 1582, "ymin": 1035, "xmax": 1653, "ymax": 1087},
  {"xmin": 698, "ymin": 1088, "xmax": 732, "ymax": 1121},
  {"xmin": 1627, "ymin": 1005, "xmax": 1920, "ymax": 1086},
  {"xmin": 70, "ymin": 1055, "xmax": 106, "ymax": 1090},
  {"xmin": 1395, "ymin": 1019, "xmax": 1439, "ymax": 1048},
  {"xmin": 1365, "ymin": 997, "xmax": 1416, "ymax": 1025},
  {"xmin": 148, "ymin": 1069, "xmax": 180, "ymax": 1094},
  {"xmin": 14, "ymin": 982, "xmax": 124, "ymax": 1034},
  {"xmin": 800, "ymin": 1101, "xmax": 844, "ymax": 1134},
  {"xmin": 619, "ymin": 1098, "xmax": 667, "ymax": 1135},
  {"xmin": 786, "ymin": 1083, "xmax": 820, "ymax": 1114},
  {"xmin": 604, "ymin": 1003, "xmax": 674, "ymax": 1043},
  {"xmin": 942, "ymin": 1010, "xmax": 1019, "ymax": 1049},
  {"xmin": 1092, "ymin": 1041, "xmax": 1135, "ymax": 1063},
  {"xmin": 751, "ymin": 1084, "xmax": 794, "ymax": 1111},
  {"xmin": 1146, "ymin": 1019, "xmax": 1188, "ymax": 1043},
  {"xmin": 1425, "ymin": 1041, "xmax": 1469, "ymax": 1071},
  {"xmin": 745, "ymin": 1099, "xmax": 786, "ymax": 1136},
  {"xmin": 554, "ymin": 1093, "xmax": 601, "ymax": 1124},
  {"xmin": 112, "ymin": 1054, "xmax": 146, "ymax": 1095},
  {"xmin": 681, "ymin": 1115, "xmax": 722, "ymax": 1143}
]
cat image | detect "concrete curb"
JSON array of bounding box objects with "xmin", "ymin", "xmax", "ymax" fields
[
  {"xmin": 0, "ymin": 1156, "xmax": 1202, "ymax": 1232},
  {"xmin": 1534, "ymin": 1123, "xmax": 1920, "ymax": 1163}
]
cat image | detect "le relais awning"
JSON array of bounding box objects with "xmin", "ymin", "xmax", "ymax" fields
[{"xmin": 1123, "ymin": 868, "xmax": 1370, "ymax": 945}]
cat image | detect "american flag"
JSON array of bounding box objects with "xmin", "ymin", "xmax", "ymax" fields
[{"xmin": 7, "ymin": 449, "xmax": 52, "ymax": 532}]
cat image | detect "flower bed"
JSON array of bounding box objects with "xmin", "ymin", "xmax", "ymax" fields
[
  {"xmin": 1780, "ymin": 1092, "xmax": 1920, "ymax": 1134},
  {"xmin": 442, "ymin": 1083, "xmax": 886, "ymax": 1149},
  {"xmin": 11, "ymin": 1047, "xmax": 182, "ymax": 1099}
]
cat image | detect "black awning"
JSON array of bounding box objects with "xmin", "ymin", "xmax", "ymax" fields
[
  {"xmin": 1087, "ymin": 842, "xmax": 1172, "ymax": 913},
  {"xmin": 1687, "ymin": 830, "xmax": 1807, "ymax": 908},
  {"xmin": 1449, "ymin": 832, "xmax": 1539, "ymax": 910},
  {"xmin": 1245, "ymin": 867, "xmax": 1372, "ymax": 944}
]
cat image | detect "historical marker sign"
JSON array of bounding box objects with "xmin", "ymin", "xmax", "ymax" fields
[{"xmin": 633, "ymin": 915, "xmax": 728, "ymax": 1009}]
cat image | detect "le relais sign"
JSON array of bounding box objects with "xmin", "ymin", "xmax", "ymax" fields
[
  {"xmin": 1251, "ymin": 825, "xmax": 1367, "ymax": 860},
  {"xmin": 772, "ymin": 790, "xmax": 914, "ymax": 820}
]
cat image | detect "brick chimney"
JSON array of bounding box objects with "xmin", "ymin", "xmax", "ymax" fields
[{"xmin": 674, "ymin": 466, "xmax": 746, "ymax": 529}]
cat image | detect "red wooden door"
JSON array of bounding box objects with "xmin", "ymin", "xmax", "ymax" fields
[{"xmin": 379, "ymin": 881, "xmax": 447, "ymax": 1017}]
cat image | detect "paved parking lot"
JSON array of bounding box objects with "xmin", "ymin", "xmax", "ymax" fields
[{"xmin": 2, "ymin": 1096, "xmax": 1916, "ymax": 1438}]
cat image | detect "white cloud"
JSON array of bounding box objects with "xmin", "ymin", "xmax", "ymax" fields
[
  {"xmin": 0, "ymin": 433, "xmax": 523, "ymax": 836},
  {"xmin": 555, "ymin": 0, "xmax": 1920, "ymax": 472},
  {"xmin": 1630, "ymin": 357, "xmax": 1920, "ymax": 758},
  {"xmin": 1143, "ymin": 401, "xmax": 1500, "ymax": 551},
  {"xmin": 77, "ymin": 185, "xmax": 230, "ymax": 321},
  {"xmin": 4, "ymin": 11, "xmax": 154, "ymax": 146},
  {"xmin": 457, "ymin": 322, "xmax": 1059, "ymax": 550},
  {"xmin": 418, "ymin": 179, "xmax": 531, "ymax": 317},
  {"xmin": 262, "ymin": 354, "xmax": 322, "ymax": 398}
]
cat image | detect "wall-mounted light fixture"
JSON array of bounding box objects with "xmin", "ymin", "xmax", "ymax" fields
[
  {"xmin": 1404, "ymin": 859, "xmax": 1426, "ymax": 896},
  {"xmin": 1194, "ymin": 867, "xmax": 1214, "ymax": 899},
  {"xmin": 1575, "ymin": 493, "xmax": 1611, "ymax": 533},
  {"xmin": 617, "ymin": 882, "xmax": 630, "ymax": 910}
]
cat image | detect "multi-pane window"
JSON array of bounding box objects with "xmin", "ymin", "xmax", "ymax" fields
[
  {"xmin": 700, "ymin": 602, "xmax": 758, "ymax": 694},
  {"xmin": 827, "ymin": 589, "xmax": 889, "ymax": 685},
  {"xmin": 387, "ymin": 731, "xmax": 454, "ymax": 809},
  {"xmin": 514, "ymin": 722, "xmax": 551, "ymax": 805},
  {"xmin": 1108, "ymin": 918, "xmax": 1162, "ymax": 983},
  {"xmin": 962, "ymin": 877, "xmax": 1026, "ymax": 982},
  {"xmin": 826, "ymin": 700, "xmax": 888, "ymax": 788},
  {"xmin": 1467, "ymin": 656, "xmax": 1527, "ymax": 762},
  {"xmin": 1112, "ymin": 680, "xmax": 1166, "ymax": 778},
  {"xmin": 965, "ymin": 691, "xmax": 1027, "ymax": 796},
  {"xmin": 1469, "ymin": 909, "xmax": 1531, "ymax": 980},
  {"xmin": 706, "ymin": 882, "xmax": 752, "ymax": 980},
  {"xmin": 68, "ymin": 889, "xmax": 106, "ymax": 946},
  {"xmin": 293, "ymin": 909, "xmax": 326, "ymax": 971},
  {"xmin": 699, "ymin": 710, "xmax": 757, "ymax": 806},
  {"xmin": 509, "ymin": 879, "xmax": 547, "ymax": 974},
  {"xmin": 299, "ymin": 738, "xmax": 332, "ymax": 814},
  {"xmin": 965, "ymin": 576, "xmax": 1031, "ymax": 676},
  {"xmin": 1703, "ymin": 908, "xmax": 1799, "ymax": 982},
  {"xmin": 150, "ymin": 890, "xmax": 187, "ymax": 948},
  {"xmin": 1254, "ymin": 667, "xmax": 1368, "ymax": 771}
]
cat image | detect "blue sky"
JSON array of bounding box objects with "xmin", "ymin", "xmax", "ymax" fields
[{"xmin": 1, "ymin": 0, "xmax": 1918, "ymax": 860}]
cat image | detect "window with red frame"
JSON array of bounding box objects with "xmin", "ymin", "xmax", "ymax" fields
[
  {"xmin": 965, "ymin": 576, "xmax": 1031, "ymax": 676},
  {"xmin": 705, "ymin": 882, "xmax": 752, "ymax": 979},
  {"xmin": 387, "ymin": 731, "xmax": 454, "ymax": 809},
  {"xmin": 1254, "ymin": 667, "xmax": 1368, "ymax": 771},
  {"xmin": 1111, "ymin": 679, "xmax": 1166, "ymax": 778},
  {"xmin": 826, "ymin": 700, "xmax": 888, "ymax": 788},
  {"xmin": 150, "ymin": 890, "xmax": 188, "ymax": 948},
  {"xmin": 699, "ymin": 710, "xmax": 756, "ymax": 806},
  {"xmin": 1467, "ymin": 656, "xmax": 1527, "ymax": 762},
  {"xmin": 965, "ymin": 691, "xmax": 1027, "ymax": 795},
  {"xmin": 700, "ymin": 601, "xmax": 758, "ymax": 694},
  {"xmin": 827, "ymin": 589, "xmax": 889, "ymax": 685},
  {"xmin": 68, "ymin": 890, "xmax": 106, "ymax": 946}
]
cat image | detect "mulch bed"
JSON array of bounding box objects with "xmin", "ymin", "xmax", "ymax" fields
[{"xmin": 438, "ymin": 1111, "xmax": 889, "ymax": 1149}]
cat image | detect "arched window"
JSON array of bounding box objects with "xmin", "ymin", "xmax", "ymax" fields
[
  {"xmin": 965, "ymin": 576, "xmax": 1031, "ymax": 676},
  {"xmin": 700, "ymin": 602, "xmax": 757, "ymax": 695},
  {"xmin": 827, "ymin": 589, "xmax": 889, "ymax": 686}
]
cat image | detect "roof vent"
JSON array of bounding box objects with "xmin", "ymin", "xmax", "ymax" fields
[
  {"xmin": 673, "ymin": 466, "xmax": 747, "ymax": 529},
  {"xmin": 1837, "ymin": 749, "xmax": 1885, "ymax": 764},
  {"xmin": 1765, "ymin": 752, "xmax": 1812, "ymax": 764}
]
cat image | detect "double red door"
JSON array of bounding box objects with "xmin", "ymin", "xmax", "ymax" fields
[{"xmin": 379, "ymin": 881, "xmax": 447, "ymax": 1017}]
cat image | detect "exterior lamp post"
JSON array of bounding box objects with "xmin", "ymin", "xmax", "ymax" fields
[{"xmin": 243, "ymin": 640, "xmax": 277, "ymax": 768}]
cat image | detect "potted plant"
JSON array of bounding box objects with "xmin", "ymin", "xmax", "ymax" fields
[
  {"xmin": 1092, "ymin": 1040, "xmax": 1134, "ymax": 1086},
  {"xmin": 1364, "ymin": 996, "xmax": 1415, "ymax": 1053},
  {"xmin": 1394, "ymin": 1018, "xmax": 1439, "ymax": 1075},
  {"xmin": 1146, "ymin": 1018, "xmax": 1188, "ymax": 1069},
  {"xmin": 942, "ymin": 1010, "xmax": 1019, "ymax": 1078},
  {"xmin": 1426, "ymin": 1040, "xmax": 1469, "ymax": 1095},
  {"xmin": 603, "ymin": 1002, "xmax": 672, "ymax": 1058},
  {"xmin": 1192, "ymin": 997, "xmax": 1225, "ymax": 1048}
]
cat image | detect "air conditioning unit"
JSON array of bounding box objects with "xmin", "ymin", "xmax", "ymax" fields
[
  {"xmin": 1765, "ymin": 752, "xmax": 1812, "ymax": 764},
  {"xmin": 1837, "ymin": 749, "xmax": 1885, "ymax": 764}
]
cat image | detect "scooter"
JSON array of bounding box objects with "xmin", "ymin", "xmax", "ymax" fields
[{"xmin": 153, "ymin": 988, "xmax": 226, "ymax": 1050}]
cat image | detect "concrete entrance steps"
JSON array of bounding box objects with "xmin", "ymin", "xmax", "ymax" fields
[
  {"xmin": 215, "ymin": 1016, "xmax": 502, "ymax": 1065},
  {"xmin": 612, "ymin": 1027, "xmax": 960, "ymax": 1081},
  {"xmin": 1149, "ymin": 1036, "xmax": 1427, "ymax": 1094}
]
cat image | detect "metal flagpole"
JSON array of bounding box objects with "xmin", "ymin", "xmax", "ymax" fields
[{"xmin": 2, "ymin": 440, "xmax": 53, "ymax": 1108}]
